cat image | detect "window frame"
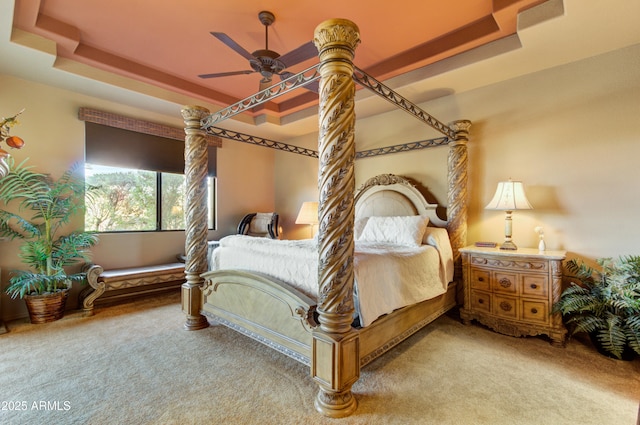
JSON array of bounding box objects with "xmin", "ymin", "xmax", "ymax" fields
[{"xmin": 84, "ymin": 163, "xmax": 217, "ymax": 234}]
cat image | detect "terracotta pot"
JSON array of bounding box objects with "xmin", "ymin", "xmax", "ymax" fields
[{"xmin": 24, "ymin": 290, "xmax": 69, "ymax": 324}]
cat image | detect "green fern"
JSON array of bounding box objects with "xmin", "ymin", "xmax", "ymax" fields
[
  {"xmin": 554, "ymin": 256, "xmax": 640, "ymax": 359},
  {"xmin": 626, "ymin": 314, "xmax": 640, "ymax": 354},
  {"xmin": 0, "ymin": 157, "xmax": 98, "ymax": 298}
]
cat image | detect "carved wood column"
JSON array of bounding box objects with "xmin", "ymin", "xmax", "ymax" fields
[
  {"xmin": 311, "ymin": 19, "xmax": 361, "ymax": 418},
  {"xmin": 549, "ymin": 258, "xmax": 566, "ymax": 346},
  {"xmin": 447, "ymin": 120, "xmax": 471, "ymax": 304},
  {"xmin": 181, "ymin": 105, "xmax": 210, "ymax": 331}
]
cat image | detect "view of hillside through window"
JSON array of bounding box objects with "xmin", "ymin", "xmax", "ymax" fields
[{"xmin": 85, "ymin": 164, "xmax": 215, "ymax": 232}]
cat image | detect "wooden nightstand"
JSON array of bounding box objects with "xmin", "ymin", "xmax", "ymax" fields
[{"xmin": 459, "ymin": 246, "xmax": 567, "ymax": 346}]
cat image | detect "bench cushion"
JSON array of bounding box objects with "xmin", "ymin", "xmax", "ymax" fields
[{"xmin": 99, "ymin": 263, "xmax": 185, "ymax": 283}]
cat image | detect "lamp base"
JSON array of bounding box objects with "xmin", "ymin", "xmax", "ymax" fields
[{"xmin": 500, "ymin": 240, "xmax": 518, "ymax": 250}]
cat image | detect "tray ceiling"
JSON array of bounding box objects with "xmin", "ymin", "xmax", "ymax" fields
[{"xmin": 11, "ymin": 0, "xmax": 547, "ymax": 123}]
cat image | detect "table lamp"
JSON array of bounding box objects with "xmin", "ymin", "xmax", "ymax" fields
[
  {"xmin": 485, "ymin": 180, "xmax": 532, "ymax": 250},
  {"xmin": 295, "ymin": 201, "xmax": 318, "ymax": 238}
]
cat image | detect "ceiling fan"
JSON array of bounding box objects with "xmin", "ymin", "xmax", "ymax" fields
[{"xmin": 199, "ymin": 11, "xmax": 318, "ymax": 91}]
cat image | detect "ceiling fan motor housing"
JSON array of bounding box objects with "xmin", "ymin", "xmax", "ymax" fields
[
  {"xmin": 254, "ymin": 11, "xmax": 282, "ymax": 80},
  {"xmin": 250, "ymin": 49, "xmax": 285, "ymax": 77}
]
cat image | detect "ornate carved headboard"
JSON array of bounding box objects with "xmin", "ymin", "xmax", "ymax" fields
[{"xmin": 354, "ymin": 174, "xmax": 447, "ymax": 228}]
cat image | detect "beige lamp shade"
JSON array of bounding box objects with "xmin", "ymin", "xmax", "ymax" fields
[
  {"xmin": 485, "ymin": 180, "xmax": 532, "ymax": 250},
  {"xmin": 295, "ymin": 201, "xmax": 318, "ymax": 238},
  {"xmin": 485, "ymin": 180, "xmax": 533, "ymax": 211},
  {"xmin": 295, "ymin": 201, "xmax": 319, "ymax": 225}
]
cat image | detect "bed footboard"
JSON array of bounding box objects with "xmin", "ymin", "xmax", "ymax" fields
[{"xmin": 201, "ymin": 270, "xmax": 317, "ymax": 365}]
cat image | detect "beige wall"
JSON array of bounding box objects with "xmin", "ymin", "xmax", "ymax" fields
[
  {"xmin": 0, "ymin": 75, "xmax": 274, "ymax": 320},
  {"xmin": 276, "ymin": 44, "xmax": 640, "ymax": 262},
  {"xmin": 274, "ymin": 132, "xmax": 319, "ymax": 240}
]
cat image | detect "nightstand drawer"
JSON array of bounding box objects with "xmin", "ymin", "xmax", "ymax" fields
[
  {"xmin": 471, "ymin": 290, "xmax": 491, "ymax": 313},
  {"xmin": 521, "ymin": 300, "xmax": 548, "ymax": 324},
  {"xmin": 470, "ymin": 269, "xmax": 490, "ymax": 291},
  {"xmin": 521, "ymin": 275, "xmax": 548, "ymax": 298},
  {"xmin": 492, "ymin": 272, "xmax": 517, "ymax": 294},
  {"xmin": 493, "ymin": 295, "xmax": 518, "ymax": 319},
  {"xmin": 460, "ymin": 246, "xmax": 567, "ymax": 346}
]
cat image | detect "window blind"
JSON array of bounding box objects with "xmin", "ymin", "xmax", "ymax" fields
[{"xmin": 85, "ymin": 122, "xmax": 216, "ymax": 176}]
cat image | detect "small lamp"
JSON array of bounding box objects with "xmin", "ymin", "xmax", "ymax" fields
[
  {"xmin": 485, "ymin": 180, "xmax": 532, "ymax": 250},
  {"xmin": 295, "ymin": 201, "xmax": 318, "ymax": 238}
]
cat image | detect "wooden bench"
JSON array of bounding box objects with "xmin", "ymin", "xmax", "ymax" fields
[{"xmin": 79, "ymin": 263, "xmax": 185, "ymax": 316}]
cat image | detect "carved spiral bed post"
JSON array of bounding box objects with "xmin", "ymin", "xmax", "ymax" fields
[
  {"xmin": 312, "ymin": 19, "xmax": 361, "ymax": 418},
  {"xmin": 447, "ymin": 120, "xmax": 471, "ymax": 302},
  {"xmin": 181, "ymin": 105, "xmax": 211, "ymax": 331}
]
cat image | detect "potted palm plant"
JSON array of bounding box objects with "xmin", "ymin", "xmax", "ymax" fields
[
  {"xmin": 0, "ymin": 156, "xmax": 98, "ymax": 323},
  {"xmin": 554, "ymin": 256, "xmax": 640, "ymax": 360}
]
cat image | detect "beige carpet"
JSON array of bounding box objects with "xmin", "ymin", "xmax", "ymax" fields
[{"xmin": 1, "ymin": 292, "xmax": 638, "ymax": 425}]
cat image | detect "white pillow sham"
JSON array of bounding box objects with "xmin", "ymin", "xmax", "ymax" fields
[{"xmin": 357, "ymin": 215, "xmax": 429, "ymax": 247}]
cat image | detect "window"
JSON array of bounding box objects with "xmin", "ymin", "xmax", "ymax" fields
[
  {"xmin": 84, "ymin": 165, "xmax": 216, "ymax": 232},
  {"xmin": 83, "ymin": 121, "xmax": 217, "ymax": 233}
]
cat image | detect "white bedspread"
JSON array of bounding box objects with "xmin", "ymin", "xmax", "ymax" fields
[{"xmin": 210, "ymin": 230, "xmax": 453, "ymax": 327}]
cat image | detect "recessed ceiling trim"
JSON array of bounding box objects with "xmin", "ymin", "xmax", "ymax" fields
[{"xmin": 364, "ymin": 14, "xmax": 501, "ymax": 81}]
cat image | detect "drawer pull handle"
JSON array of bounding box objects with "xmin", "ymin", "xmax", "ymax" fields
[
  {"xmin": 478, "ymin": 299, "xmax": 484, "ymax": 304},
  {"xmin": 499, "ymin": 278, "xmax": 512, "ymax": 288},
  {"xmin": 478, "ymin": 277, "xmax": 485, "ymax": 282},
  {"xmin": 530, "ymin": 284, "xmax": 538, "ymax": 289},
  {"xmin": 499, "ymin": 301, "xmax": 512, "ymax": 312},
  {"xmin": 531, "ymin": 308, "xmax": 538, "ymax": 314}
]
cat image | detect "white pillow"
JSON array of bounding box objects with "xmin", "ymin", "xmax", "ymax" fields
[{"xmin": 357, "ymin": 215, "xmax": 429, "ymax": 247}]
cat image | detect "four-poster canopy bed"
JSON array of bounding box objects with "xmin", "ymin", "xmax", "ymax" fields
[{"xmin": 181, "ymin": 18, "xmax": 471, "ymax": 418}]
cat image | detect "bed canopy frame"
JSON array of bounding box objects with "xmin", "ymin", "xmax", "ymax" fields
[{"xmin": 181, "ymin": 18, "xmax": 471, "ymax": 418}]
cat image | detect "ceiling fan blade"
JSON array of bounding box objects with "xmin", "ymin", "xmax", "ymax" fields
[
  {"xmin": 277, "ymin": 41, "xmax": 318, "ymax": 68},
  {"xmin": 198, "ymin": 70, "xmax": 255, "ymax": 79},
  {"xmin": 210, "ymin": 32, "xmax": 255, "ymax": 61},
  {"xmin": 302, "ymin": 80, "xmax": 319, "ymax": 94}
]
